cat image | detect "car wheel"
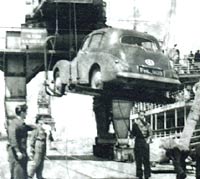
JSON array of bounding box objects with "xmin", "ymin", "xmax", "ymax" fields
[
  {"xmin": 91, "ymin": 69, "xmax": 103, "ymax": 89},
  {"xmin": 54, "ymin": 70, "xmax": 66, "ymax": 95}
]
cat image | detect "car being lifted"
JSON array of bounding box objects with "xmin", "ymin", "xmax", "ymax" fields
[{"xmin": 51, "ymin": 27, "xmax": 180, "ymax": 101}]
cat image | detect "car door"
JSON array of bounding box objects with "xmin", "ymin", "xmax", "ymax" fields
[
  {"xmin": 69, "ymin": 35, "xmax": 91, "ymax": 83},
  {"xmin": 76, "ymin": 32, "xmax": 105, "ymax": 84}
]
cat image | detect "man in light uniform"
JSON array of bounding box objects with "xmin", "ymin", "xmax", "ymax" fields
[{"xmin": 28, "ymin": 115, "xmax": 47, "ymax": 179}]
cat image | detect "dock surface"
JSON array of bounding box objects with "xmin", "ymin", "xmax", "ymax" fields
[{"xmin": 0, "ymin": 139, "xmax": 196, "ymax": 179}]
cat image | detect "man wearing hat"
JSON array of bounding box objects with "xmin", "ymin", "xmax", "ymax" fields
[
  {"xmin": 7, "ymin": 104, "xmax": 33, "ymax": 179},
  {"xmin": 131, "ymin": 110, "xmax": 152, "ymax": 179}
]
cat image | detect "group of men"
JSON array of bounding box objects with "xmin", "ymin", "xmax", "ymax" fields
[
  {"xmin": 7, "ymin": 104, "xmax": 47, "ymax": 179},
  {"xmin": 6, "ymin": 102, "xmax": 200, "ymax": 179}
]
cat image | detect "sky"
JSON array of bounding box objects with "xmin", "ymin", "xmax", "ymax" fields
[
  {"xmin": 0, "ymin": 0, "xmax": 26, "ymax": 27},
  {"xmin": 105, "ymin": 0, "xmax": 200, "ymax": 55}
]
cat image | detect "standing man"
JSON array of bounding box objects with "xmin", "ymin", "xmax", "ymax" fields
[
  {"xmin": 188, "ymin": 51, "xmax": 194, "ymax": 64},
  {"xmin": 194, "ymin": 50, "xmax": 200, "ymax": 62},
  {"xmin": 131, "ymin": 111, "xmax": 152, "ymax": 179},
  {"xmin": 7, "ymin": 104, "xmax": 32, "ymax": 179},
  {"xmin": 28, "ymin": 115, "xmax": 47, "ymax": 179}
]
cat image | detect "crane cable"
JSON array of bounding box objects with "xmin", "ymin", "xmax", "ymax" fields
[
  {"xmin": 73, "ymin": 3, "xmax": 80, "ymax": 81},
  {"xmin": 47, "ymin": 2, "xmax": 58, "ymax": 73},
  {"xmin": 44, "ymin": 1, "xmax": 59, "ymax": 84},
  {"xmin": 73, "ymin": 3, "xmax": 78, "ymax": 54},
  {"xmin": 44, "ymin": 2, "xmax": 64, "ymax": 97},
  {"xmin": 68, "ymin": 4, "xmax": 72, "ymax": 82}
]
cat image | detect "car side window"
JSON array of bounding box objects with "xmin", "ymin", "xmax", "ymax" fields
[{"xmin": 88, "ymin": 33, "xmax": 103, "ymax": 49}]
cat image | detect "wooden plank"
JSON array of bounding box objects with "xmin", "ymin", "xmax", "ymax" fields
[{"xmin": 151, "ymin": 164, "xmax": 175, "ymax": 174}]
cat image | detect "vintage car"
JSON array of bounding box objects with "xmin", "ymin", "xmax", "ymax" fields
[{"xmin": 52, "ymin": 27, "xmax": 180, "ymax": 100}]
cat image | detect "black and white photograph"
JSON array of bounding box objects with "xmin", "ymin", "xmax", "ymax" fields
[{"xmin": 0, "ymin": 0, "xmax": 200, "ymax": 178}]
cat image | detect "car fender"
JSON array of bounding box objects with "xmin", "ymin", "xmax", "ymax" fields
[
  {"xmin": 53, "ymin": 60, "xmax": 71, "ymax": 84},
  {"xmin": 100, "ymin": 54, "xmax": 121, "ymax": 82},
  {"xmin": 78, "ymin": 52, "xmax": 120, "ymax": 84}
]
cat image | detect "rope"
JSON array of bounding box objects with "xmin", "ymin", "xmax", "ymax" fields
[
  {"xmin": 55, "ymin": 2, "xmax": 59, "ymax": 36},
  {"xmin": 69, "ymin": 4, "xmax": 72, "ymax": 81},
  {"xmin": 73, "ymin": 3, "xmax": 78, "ymax": 53},
  {"xmin": 47, "ymin": 2, "xmax": 59, "ymax": 73},
  {"xmin": 73, "ymin": 3, "xmax": 80, "ymax": 81}
]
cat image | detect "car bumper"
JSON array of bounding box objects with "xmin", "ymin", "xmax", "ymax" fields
[{"xmin": 117, "ymin": 72, "xmax": 180, "ymax": 85}]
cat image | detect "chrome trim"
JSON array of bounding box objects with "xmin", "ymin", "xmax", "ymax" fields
[{"xmin": 117, "ymin": 72, "xmax": 180, "ymax": 84}]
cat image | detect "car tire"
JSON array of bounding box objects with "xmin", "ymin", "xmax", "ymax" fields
[
  {"xmin": 91, "ymin": 69, "xmax": 103, "ymax": 89},
  {"xmin": 54, "ymin": 70, "xmax": 66, "ymax": 95}
]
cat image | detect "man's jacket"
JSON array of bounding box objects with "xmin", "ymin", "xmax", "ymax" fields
[{"xmin": 30, "ymin": 126, "xmax": 47, "ymax": 156}]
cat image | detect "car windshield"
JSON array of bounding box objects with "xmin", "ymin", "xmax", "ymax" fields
[{"xmin": 121, "ymin": 36, "xmax": 159, "ymax": 52}]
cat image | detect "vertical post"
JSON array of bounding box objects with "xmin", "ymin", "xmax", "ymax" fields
[
  {"xmin": 175, "ymin": 108, "xmax": 178, "ymax": 135},
  {"xmin": 93, "ymin": 95, "xmax": 112, "ymax": 138},
  {"xmin": 4, "ymin": 52, "xmax": 27, "ymax": 128},
  {"xmin": 164, "ymin": 111, "xmax": 167, "ymax": 137},
  {"xmin": 133, "ymin": 0, "xmax": 137, "ymax": 30},
  {"xmin": 155, "ymin": 114, "xmax": 157, "ymax": 137},
  {"xmin": 150, "ymin": 114, "xmax": 153, "ymax": 136},
  {"xmin": 184, "ymin": 106, "xmax": 187, "ymax": 125}
]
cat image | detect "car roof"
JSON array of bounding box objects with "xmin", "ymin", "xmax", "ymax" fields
[{"xmin": 89, "ymin": 27, "xmax": 158, "ymax": 42}]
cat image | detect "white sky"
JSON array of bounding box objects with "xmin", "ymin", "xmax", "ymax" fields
[
  {"xmin": 106, "ymin": 0, "xmax": 200, "ymax": 55},
  {"xmin": 0, "ymin": 0, "xmax": 26, "ymax": 27}
]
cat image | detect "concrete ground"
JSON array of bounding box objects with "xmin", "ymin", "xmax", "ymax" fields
[{"xmin": 0, "ymin": 139, "xmax": 196, "ymax": 179}]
